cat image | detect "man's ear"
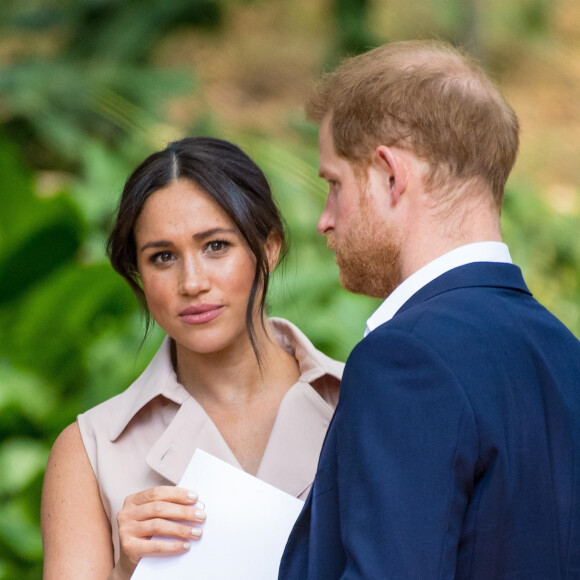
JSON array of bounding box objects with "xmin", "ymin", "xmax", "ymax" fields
[
  {"xmin": 265, "ymin": 230, "xmax": 283, "ymax": 273},
  {"xmin": 375, "ymin": 146, "xmax": 408, "ymax": 205}
]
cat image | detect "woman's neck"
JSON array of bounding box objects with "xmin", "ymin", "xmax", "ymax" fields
[
  {"xmin": 172, "ymin": 319, "xmax": 301, "ymax": 475},
  {"xmin": 173, "ymin": 320, "xmax": 300, "ymax": 407}
]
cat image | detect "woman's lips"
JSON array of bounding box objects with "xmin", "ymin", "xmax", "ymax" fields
[{"xmin": 178, "ymin": 304, "xmax": 224, "ymax": 324}]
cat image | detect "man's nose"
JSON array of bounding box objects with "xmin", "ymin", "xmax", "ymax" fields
[{"xmin": 317, "ymin": 196, "xmax": 335, "ymax": 236}]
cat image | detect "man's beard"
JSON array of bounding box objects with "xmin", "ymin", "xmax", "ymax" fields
[{"xmin": 328, "ymin": 203, "xmax": 402, "ymax": 299}]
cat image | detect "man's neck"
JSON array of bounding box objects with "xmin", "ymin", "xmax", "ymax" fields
[{"xmin": 399, "ymin": 190, "xmax": 502, "ymax": 281}]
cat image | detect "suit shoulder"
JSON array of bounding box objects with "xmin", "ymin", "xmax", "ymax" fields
[{"xmin": 343, "ymin": 328, "xmax": 468, "ymax": 400}]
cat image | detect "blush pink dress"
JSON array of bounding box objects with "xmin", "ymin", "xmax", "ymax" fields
[{"xmin": 77, "ymin": 317, "xmax": 344, "ymax": 561}]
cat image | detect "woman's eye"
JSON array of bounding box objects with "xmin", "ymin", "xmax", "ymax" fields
[
  {"xmin": 206, "ymin": 240, "xmax": 229, "ymax": 254},
  {"xmin": 150, "ymin": 251, "xmax": 174, "ymax": 264}
]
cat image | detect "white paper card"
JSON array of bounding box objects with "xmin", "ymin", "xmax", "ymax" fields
[{"xmin": 131, "ymin": 448, "xmax": 304, "ymax": 579}]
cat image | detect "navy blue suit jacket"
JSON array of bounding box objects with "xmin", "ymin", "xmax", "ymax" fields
[{"xmin": 280, "ymin": 263, "xmax": 580, "ymax": 579}]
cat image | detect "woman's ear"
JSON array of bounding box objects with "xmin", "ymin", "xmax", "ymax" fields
[
  {"xmin": 264, "ymin": 231, "xmax": 282, "ymax": 273},
  {"xmin": 375, "ymin": 146, "xmax": 408, "ymax": 205}
]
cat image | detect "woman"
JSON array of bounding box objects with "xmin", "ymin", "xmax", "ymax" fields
[{"xmin": 41, "ymin": 137, "xmax": 343, "ymax": 580}]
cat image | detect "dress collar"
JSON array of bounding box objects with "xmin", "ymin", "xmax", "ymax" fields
[
  {"xmin": 108, "ymin": 317, "xmax": 343, "ymax": 442},
  {"xmin": 107, "ymin": 317, "xmax": 343, "ymax": 498}
]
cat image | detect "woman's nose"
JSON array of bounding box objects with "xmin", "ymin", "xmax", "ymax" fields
[{"xmin": 178, "ymin": 257, "xmax": 210, "ymax": 296}]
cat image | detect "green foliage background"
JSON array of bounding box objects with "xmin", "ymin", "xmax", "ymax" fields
[{"xmin": 0, "ymin": 0, "xmax": 578, "ymax": 577}]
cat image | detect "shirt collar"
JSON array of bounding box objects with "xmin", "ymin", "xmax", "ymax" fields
[{"xmin": 364, "ymin": 241, "xmax": 512, "ymax": 337}]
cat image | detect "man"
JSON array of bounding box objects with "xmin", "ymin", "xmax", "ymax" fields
[{"xmin": 279, "ymin": 40, "xmax": 580, "ymax": 579}]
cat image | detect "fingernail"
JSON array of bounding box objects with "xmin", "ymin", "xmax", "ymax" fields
[
  {"xmin": 191, "ymin": 527, "xmax": 203, "ymax": 538},
  {"xmin": 195, "ymin": 509, "xmax": 206, "ymax": 520},
  {"xmin": 196, "ymin": 500, "xmax": 205, "ymax": 510},
  {"xmin": 183, "ymin": 542, "xmax": 191, "ymax": 550},
  {"xmin": 187, "ymin": 491, "xmax": 198, "ymax": 501}
]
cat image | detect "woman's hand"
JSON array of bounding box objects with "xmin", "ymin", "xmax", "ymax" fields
[{"xmin": 112, "ymin": 486, "xmax": 206, "ymax": 579}]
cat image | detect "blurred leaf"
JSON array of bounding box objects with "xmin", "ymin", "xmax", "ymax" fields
[
  {"xmin": 0, "ymin": 217, "xmax": 83, "ymax": 305},
  {"xmin": 0, "ymin": 362, "xmax": 58, "ymax": 424},
  {"xmin": 0, "ymin": 438, "xmax": 49, "ymax": 495},
  {"xmin": 1, "ymin": 60, "xmax": 193, "ymax": 163},
  {"xmin": 331, "ymin": 0, "xmax": 379, "ymax": 60},
  {"xmin": 70, "ymin": 137, "xmax": 141, "ymax": 226},
  {"xmin": 83, "ymin": 314, "xmax": 164, "ymax": 408},
  {"xmin": 0, "ymin": 499, "xmax": 43, "ymax": 560},
  {"xmin": 69, "ymin": 0, "xmax": 223, "ymax": 62},
  {"xmin": 4, "ymin": 262, "xmax": 136, "ymax": 384},
  {"xmin": 502, "ymin": 181, "xmax": 580, "ymax": 338},
  {"xmin": 0, "ymin": 137, "xmax": 41, "ymax": 247},
  {"xmin": 0, "ymin": 0, "xmax": 223, "ymax": 59}
]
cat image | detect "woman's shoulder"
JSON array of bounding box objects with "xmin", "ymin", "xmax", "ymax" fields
[
  {"xmin": 44, "ymin": 422, "xmax": 96, "ymax": 507},
  {"xmin": 49, "ymin": 421, "xmax": 85, "ymax": 461}
]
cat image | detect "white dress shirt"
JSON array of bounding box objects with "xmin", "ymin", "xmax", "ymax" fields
[{"xmin": 364, "ymin": 242, "xmax": 513, "ymax": 337}]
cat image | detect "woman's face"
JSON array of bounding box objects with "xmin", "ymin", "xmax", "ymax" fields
[{"xmin": 134, "ymin": 178, "xmax": 279, "ymax": 358}]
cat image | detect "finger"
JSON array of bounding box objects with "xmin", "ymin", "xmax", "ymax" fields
[
  {"xmin": 148, "ymin": 537, "xmax": 198, "ymax": 555},
  {"xmin": 136, "ymin": 518, "xmax": 205, "ymax": 541},
  {"xmin": 128, "ymin": 486, "xmax": 199, "ymax": 507},
  {"xmin": 128, "ymin": 501, "xmax": 207, "ymax": 525},
  {"xmin": 121, "ymin": 535, "xmax": 194, "ymax": 561}
]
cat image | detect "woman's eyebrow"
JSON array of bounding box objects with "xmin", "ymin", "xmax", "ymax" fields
[
  {"xmin": 139, "ymin": 228, "xmax": 237, "ymax": 252},
  {"xmin": 139, "ymin": 240, "xmax": 172, "ymax": 252},
  {"xmin": 192, "ymin": 227, "xmax": 237, "ymax": 241}
]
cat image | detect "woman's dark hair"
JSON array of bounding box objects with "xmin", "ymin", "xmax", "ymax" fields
[{"xmin": 107, "ymin": 137, "xmax": 287, "ymax": 360}]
